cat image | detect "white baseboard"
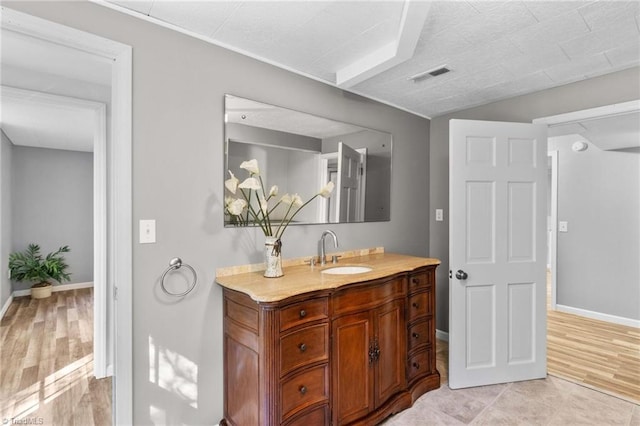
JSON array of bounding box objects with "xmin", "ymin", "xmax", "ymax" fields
[
  {"xmin": 1, "ymin": 294, "xmax": 14, "ymax": 321},
  {"xmin": 436, "ymin": 329, "xmax": 449, "ymax": 342},
  {"xmin": 555, "ymin": 304, "xmax": 640, "ymax": 328},
  {"xmin": 12, "ymin": 281, "xmax": 94, "ymax": 298}
]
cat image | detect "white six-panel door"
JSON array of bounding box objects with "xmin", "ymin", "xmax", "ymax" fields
[
  {"xmin": 337, "ymin": 141, "xmax": 360, "ymax": 222},
  {"xmin": 449, "ymin": 119, "xmax": 547, "ymax": 389}
]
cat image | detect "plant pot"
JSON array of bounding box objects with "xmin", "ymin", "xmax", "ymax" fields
[{"xmin": 31, "ymin": 283, "xmax": 53, "ymax": 299}]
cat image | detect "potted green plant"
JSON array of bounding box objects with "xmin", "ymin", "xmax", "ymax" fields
[{"xmin": 8, "ymin": 244, "xmax": 71, "ymax": 299}]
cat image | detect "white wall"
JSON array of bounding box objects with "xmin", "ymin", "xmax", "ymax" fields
[
  {"xmin": 11, "ymin": 145, "xmax": 94, "ymax": 291},
  {"xmin": 549, "ymin": 135, "xmax": 639, "ymax": 320},
  {"xmin": 429, "ymin": 66, "xmax": 640, "ymax": 332},
  {"xmin": 5, "ymin": 2, "xmax": 431, "ymax": 424},
  {"xmin": 0, "ymin": 131, "xmax": 13, "ymax": 311}
]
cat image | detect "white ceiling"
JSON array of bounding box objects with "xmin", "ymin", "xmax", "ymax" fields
[
  {"xmin": 550, "ymin": 110, "xmax": 640, "ymax": 150},
  {"xmin": 106, "ymin": 0, "xmax": 640, "ymax": 118},
  {"xmin": 1, "ymin": 87, "xmax": 99, "ymax": 153}
]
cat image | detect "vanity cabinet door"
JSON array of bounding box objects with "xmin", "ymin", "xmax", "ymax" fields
[
  {"xmin": 332, "ymin": 298, "xmax": 407, "ymax": 425},
  {"xmin": 374, "ymin": 298, "xmax": 406, "ymax": 407},
  {"xmin": 332, "ymin": 311, "xmax": 373, "ymax": 425}
]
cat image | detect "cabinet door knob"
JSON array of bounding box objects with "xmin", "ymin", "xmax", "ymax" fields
[
  {"xmin": 299, "ymin": 385, "xmax": 307, "ymax": 395},
  {"xmin": 299, "ymin": 309, "xmax": 307, "ymax": 318},
  {"xmin": 412, "ymin": 302, "xmax": 419, "ymax": 309},
  {"xmin": 299, "ymin": 343, "xmax": 307, "ymax": 352},
  {"xmin": 413, "ymin": 362, "xmax": 420, "ymax": 370},
  {"xmin": 412, "ymin": 332, "xmax": 419, "ymax": 339}
]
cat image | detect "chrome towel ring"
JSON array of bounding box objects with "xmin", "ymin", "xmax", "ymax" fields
[{"xmin": 160, "ymin": 257, "xmax": 197, "ymax": 297}]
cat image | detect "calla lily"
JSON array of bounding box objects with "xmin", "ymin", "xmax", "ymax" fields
[
  {"xmin": 238, "ymin": 177, "xmax": 261, "ymax": 191},
  {"xmin": 269, "ymin": 185, "xmax": 278, "ymax": 198},
  {"xmin": 280, "ymin": 194, "xmax": 292, "ymax": 205},
  {"xmin": 225, "ymin": 171, "xmax": 239, "ymax": 194},
  {"xmin": 240, "ymin": 159, "xmax": 260, "ymax": 175},
  {"xmin": 291, "ymin": 194, "xmax": 303, "ymax": 208},
  {"xmin": 227, "ymin": 198, "xmax": 247, "ymax": 216},
  {"xmin": 319, "ymin": 181, "xmax": 334, "ymax": 198},
  {"xmin": 224, "ymin": 195, "xmax": 234, "ymax": 207}
]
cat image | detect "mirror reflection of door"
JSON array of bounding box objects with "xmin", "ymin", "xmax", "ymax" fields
[
  {"xmin": 319, "ymin": 145, "xmax": 367, "ymax": 223},
  {"xmin": 337, "ymin": 142, "xmax": 361, "ymax": 222}
]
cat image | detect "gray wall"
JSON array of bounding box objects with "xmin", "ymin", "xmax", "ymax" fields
[
  {"xmin": 0, "ymin": 131, "xmax": 13, "ymax": 310},
  {"xmin": 430, "ymin": 66, "xmax": 640, "ymax": 332},
  {"xmin": 6, "ymin": 2, "xmax": 430, "ymax": 424},
  {"xmin": 549, "ymin": 135, "xmax": 639, "ymax": 320},
  {"xmin": 11, "ymin": 146, "xmax": 93, "ymax": 290}
]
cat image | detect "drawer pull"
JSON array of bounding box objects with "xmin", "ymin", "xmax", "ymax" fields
[
  {"xmin": 299, "ymin": 309, "xmax": 307, "ymax": 318},
  {"xmin": 299, "ymin": 343, "xmax": 307, "ymax": 352},
  {"xmin": 299, "ymin": 385, "xmax": 307, "ymax": 395},
  {"xmin": 412, "ymin": 277, "xmax": 420, "ymax": 285},
  {"xmin": 412, "ymin": 302, "xmax": 419, "ymax": 309},
  {"xmin": 412, "ymin": 332, "xmax": 420, "ymax": 339},
  {"xmin": 413, "ymin": 362, "xmax": 420, "ymax": 370}
]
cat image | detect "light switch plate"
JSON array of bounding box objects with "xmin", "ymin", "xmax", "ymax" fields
[
  {"xmin": 139, "ymin": 219, "xmax": 156, "ymax": 243},
  {"xmin": 559, "ymin": 221, "xmax": 568, "ymax": 233},
  {"xmin": 435, "ymin": 209, "xmax": 444, "ymax": 222}
]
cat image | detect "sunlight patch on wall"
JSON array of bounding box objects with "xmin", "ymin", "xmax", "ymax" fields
[{"xmin": 148, "ymin": 335, "xmax": 198, "ymax": 409}]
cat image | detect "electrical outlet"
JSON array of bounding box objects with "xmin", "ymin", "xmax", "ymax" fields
[
  {"xmin": 559, "ymin": 221, "xmax": 568, "ymax": 233},
  {"xmin": 435, "ymin": 209, "xmax": 444, "ymax": 222}
]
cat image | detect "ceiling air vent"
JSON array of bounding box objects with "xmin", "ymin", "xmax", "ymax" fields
[{"xmin": 408, "ymin": 65, "xmax": 451, "ymax": 82}]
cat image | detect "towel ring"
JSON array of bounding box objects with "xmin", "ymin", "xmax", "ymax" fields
[{"xmin": 161, "ymin": 257, "xmax": 197, "ymax": 297}]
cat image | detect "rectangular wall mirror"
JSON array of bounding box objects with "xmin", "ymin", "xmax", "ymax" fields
[{"xmin": 224, "ymin": 94, "xmax": 392, "ymax": 226}]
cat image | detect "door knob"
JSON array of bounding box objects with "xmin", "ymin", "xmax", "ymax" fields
[{"xmin": 455, "ymin": 270, "xmax": 468, "ymax": 280}]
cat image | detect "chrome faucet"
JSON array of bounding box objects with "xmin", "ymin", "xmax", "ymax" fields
[{"xmin": 319, "ymin": 230, "xmax": 338, "ymax": 266}]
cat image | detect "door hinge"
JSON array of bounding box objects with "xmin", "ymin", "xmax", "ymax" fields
[{"xmin": 113, "ymin": 286, "xmax": 119, "ymax": 300}]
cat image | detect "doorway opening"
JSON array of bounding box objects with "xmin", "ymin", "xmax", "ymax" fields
[{"xmin": 0, "ymin": 7, "xmax": 133, "ymax": 424}]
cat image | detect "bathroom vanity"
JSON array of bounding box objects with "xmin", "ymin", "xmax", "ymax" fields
[{"xmin": 216, "ymin": 252, "xmax": 440, "ymax": 425}]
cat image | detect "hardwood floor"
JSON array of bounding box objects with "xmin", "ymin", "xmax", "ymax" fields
[
  {"xmin": 547, "ymin": 309, "xmax": 640, "ymax": 404},
  {"xmin": 546, "ymin": 273, "xmax": 639, "ymax": 404},
  {"xmin": 0, "ymin": 288, "xmax": 112, "ymax": 425}
]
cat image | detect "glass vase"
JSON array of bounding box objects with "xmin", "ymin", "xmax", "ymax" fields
[{"xmin": 264, "ymin": 236, "xmax": 283, "ymax": 278}]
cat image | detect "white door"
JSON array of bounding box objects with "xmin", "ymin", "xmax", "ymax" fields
[
  {"xmin": 336, "ymin": 141, "xmax": 360, "ymax": 222},
  {"xmin": 449, "ymin": 119, "xmax": 547, "ymax": 389}
]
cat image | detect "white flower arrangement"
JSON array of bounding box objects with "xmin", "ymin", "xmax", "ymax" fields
[{"xmin": 224, "ymin": 159, "xmax": 334, "ymax": 239}]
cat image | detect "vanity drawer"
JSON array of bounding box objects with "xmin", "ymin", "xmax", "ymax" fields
[
  {"xmin": 280, "ymin": 297, "xmax": 329, "ymax": 332},
  {"xmin": 408, "ymin": 270, "xmax": 433, "ymax": 292},
  {"xmin": 408, "ymin": 350, "xmax": 432, "ymax": 382},
  {"xmin": 280, "ymin": 324, "xmax": 329, "ymax": 377},
  {"xmin": 408, "ymin": 289, "xmax": 432, "ymax": 321},
  {"xmin": 284, "ymin": 404, "xmax": 329, "ymax": 426},
  {"xmin": 281, "ymin": 365, "xmax": 329, "ymax": 422},
  {"xmin": 408, "ymin": 319, "xmax": 432, "ymax": 351}
]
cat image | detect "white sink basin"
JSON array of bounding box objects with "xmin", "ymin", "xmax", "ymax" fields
[{"xmin": 321, "ymin": 266, "xmax": 373, "ymax": 275}]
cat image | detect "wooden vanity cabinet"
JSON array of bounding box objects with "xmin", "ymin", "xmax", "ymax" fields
[{"xmin": 221, "ymin": 265, "xmax": 439, "ymax": 426}]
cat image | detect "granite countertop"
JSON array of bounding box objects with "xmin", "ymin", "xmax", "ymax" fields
[{"xmin": 215, "ymin": 251, "xmax": 440, "ymax": 303}]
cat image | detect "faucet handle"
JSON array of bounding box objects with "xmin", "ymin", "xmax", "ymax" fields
[
  {"xmin": 306, "ymin": 257, "xmax": 317, "ymax": 267},
  {"xmin": 331, "ymin": 255, "xmax": 342, "ymax": 264}
]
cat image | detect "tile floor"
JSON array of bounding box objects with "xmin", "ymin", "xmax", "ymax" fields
[{"xmin": 383, "ymin": 340, "xmax": 640, "ymax": 425}]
